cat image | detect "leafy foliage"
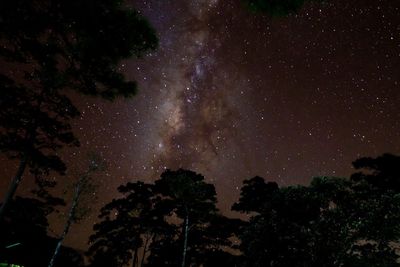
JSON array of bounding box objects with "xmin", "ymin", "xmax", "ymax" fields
[
  {"xmin": 0, "ymin": 182, "xmax": 83, "ymax": 267},
  {"xmin": 3, "ymin": 154, "xmax": 400, "ymax": 266},
  {"xmin": 88, "ymin": 169, "xmax": 240, "ymax": 267},
  {"xmin": 0, "ymin": 0, "xmax": 158, "ymax": 217},
  {"xmin": 88, "ymin": 181, "xmax": 173, "ymax": 266},
  {"xmin": 351, "ymin": 153, "xmax": 400, "ymax": 192},
  {"xmin": 234, "ymin": 154, "xmax": 400, "ymax": 267}
]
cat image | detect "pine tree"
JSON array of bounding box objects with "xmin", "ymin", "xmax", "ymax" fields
[{"xmin": 0, "ymin": 0, "xmax": 158, "ymax": 219}]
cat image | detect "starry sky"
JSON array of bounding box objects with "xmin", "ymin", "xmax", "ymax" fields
[{"xmin": 1, "ymin": 0, "xmax": 400, "ymax": 250}]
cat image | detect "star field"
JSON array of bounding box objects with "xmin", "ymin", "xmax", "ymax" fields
[{"xmin": 1, "ymin": 0, "xmax": 399, "ymax": 250}]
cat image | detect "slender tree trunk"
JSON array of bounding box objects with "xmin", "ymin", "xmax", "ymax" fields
[
  {"xmin": 48, "ymin": 158, "xmax": 98, "ymax": 267},
  {"xmin": 140, "ymin": 234, "xmax": 156, "ymax": 267},
  {"xmin": 132, "ymin": 247, "xmax": 138, "ymax": 267},
  {"xmin": 48, "ymin": 179, "xmax": 82, "ymax": 267},
  {"xmin": 140, "ymin": 234, "xmax": 151, "ymax": 267},
  {"xmin": 181, "ymin": 214, "xmax": 189, "ymax": 267},
  {"xmin": 0, "ymin": 154, "xmax": 28, "ymax": 220}
]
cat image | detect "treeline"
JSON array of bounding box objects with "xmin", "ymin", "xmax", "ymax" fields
[
  {"xmin": 86, "ymin": 153, "xmax": 400, "ymax": 267},
  {"xmin": 2, "ymin": 153, "xmax": 400, "ymax": 267}
]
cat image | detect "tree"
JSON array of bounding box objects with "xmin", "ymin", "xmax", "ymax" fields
[
  {"xmin": 351, "ymin": 153, "xmax": 400, "ymax": 193},
  {"xmin": 0, "ymin": 0, "xmax": 158, "ymax": 219},
  {"xmin": 153, "ymin": 169, "xmax": 219, "ymax": 267},
  {"xmin": 345, "ymin": 153, "xmax": 400, "ymax": 266},
  {"xmin": 234, "ymin": 159, "xmax": 400, "ymax": 267},
  {"xmin": 242, "ymin": 0, "xmax": 325, "ymax": 16},
  {"xmin": 0, "ymin": 177, "xmax": 84, "ymax": 267},
  {"xmin": 48, "ymin": 155, "xmax": 103, "ymax": 267},
  {"xmin": 232, "ymin": 176, "xmax": 279, "ymax": 214},
  {"xmin": 88, "ymin": 169, "xmax": 239, "ymax": 267},
  {"xmin": 0, "ymin": 176, "xmax": 65, "ymax": 249},
  {"xmin": 87, "ymin": 181, "xmax": 171, "ymax": 267},
  {"xmin": 185, "ymin": 214, "xmax": 243, "ymax": 267},
  {"xmin": 234, "ymin": 179, "xmax": 326, "ymax": 267}
]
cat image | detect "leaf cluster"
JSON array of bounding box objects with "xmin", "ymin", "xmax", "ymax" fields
[
  {"xmin": 234, "ymin": 154, "xmax": 400, "ymax": 267},
  {"xmin": 87, "ymin": 169, "xmax": 240, "ymax": 267},
  {"xmin": 0, "ymin": 0, "xmax": 158, "ymax": 174}
]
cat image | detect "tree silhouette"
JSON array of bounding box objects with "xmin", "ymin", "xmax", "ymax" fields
[
  {"xmin": 153, "ymin": 169, "xmax": 219, "ymax": 267},
  {"xmin": 351, "ymin": 153, "xmax": 400, "ymax": 193},
  {"xmin": 1, "ymin": 176, "xmax": 64, "ymax": 249},
  {"xmin": 234, "ymin": 155, "xmax": 400, "ymax": 267},
  {"xmin": 87, "ymin": 181, "xmax": 172, "ymax": 267},
  {"xmin": 0, "ymin": 0, "xmax": 158, "ymax": 219},
  {"xmin": 0, "ymin": 178, "xmax": 84, "ymax": 266},
  {"xmin": 185, "ymin": 214, "xmax": 243, "ymax": 267},
  {"xmin": 232, "ymin": 176, "xmax": 279, "ymax": 214},
  {"xmin": 88, "ymin": 169, "xmax": 239, "ymax": 267},
  {"xmin": 48, "ymin": 155, "xmax": 103, "ymax": 267}
]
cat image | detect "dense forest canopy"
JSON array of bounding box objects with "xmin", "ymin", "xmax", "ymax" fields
[{"xmin": 2, "ymin": 154, "xmax": 400, "ymax": 266}]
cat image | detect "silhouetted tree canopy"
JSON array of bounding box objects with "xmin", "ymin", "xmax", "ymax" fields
[
  {"xmin": 151, "ymin": 169, "xmax": 239, "ymax": 267},
  {"xmin": 233, "ymin": 154, "xmax": 400, "ymax": 267},
  {"xmin": 87, "ymin": 155, "xmax": 400, "ymax": 267},
  {"xmin": 48, "ymin": 155, "xmax": 103, "ymax": 267},
  {"xmin": 87, "ymin": 181, "xmax": 171, "ymax": 267},
  {"xmin": 232, "ymin": 176, "xmax": 279, "ymax": 214},
  {"xmin": 3, "ymin": 148, "xmax": 400, "ymax": 266},
  {"xmin": 351, "ymin": 153, "xmax": 400, "ymax": 192},
  {"xmin": 0, "ymin": 0, "xmax": 158, "ymax": 218},
  {"xmin": 0, "ymin": 180, "xmax": 84, "ymax": 267},
  {"xmin": 88, "ymin": 169, "xmax": 240, "ymax": 267}
]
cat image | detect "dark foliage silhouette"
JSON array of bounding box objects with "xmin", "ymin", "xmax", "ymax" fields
[
  {"xmin": 48, "ymin": 156, "xmax": 103, "ymax": 267},
  {"xmin": 234, "ymin": 154, "xmax": 400, "ymax": 267},
  {"xmin": 87, "ymin": 181, "xmax": 171, "ymax": 267},
  {"xmin": 0, "ymin": 0, "xmax": 158, "ymax": 218},
  {"xmin": 88, "ymin": 169, "xmax": 240, "ymax": 267},
  {"xmin": 0, "ymin": 180, "xmax": 84, "ymax": 266},
  {"xmin": 351, "ymin": 153, "xmax": 400, "ymax": 192}
]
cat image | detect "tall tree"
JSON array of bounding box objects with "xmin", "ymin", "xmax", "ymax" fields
[
  {"xmin": 232, "ymin": 176, "xmax": 279, "ymax": 214},
  {"xmin": 234, "ymin": 162, "xmax": 400, "ymax": 267},
  {"xmin": 0, "ymin": 0, "xmax": 158, "ymax": 218},
  {"xmin": 48, "ymin": 155, "xmax": 102, "ymax": 267},
  {"xmin": 87, "ymin": 181, "xmax": 171, "ymax": 267},
  {"xmin": 0, "ymin": 176, "xmax": 85, "ymax": 266},
  {"xmin": 0, "ymin": 175, "xmax": 65, "ymax": 247},
  {"xmin": 88, "ymin": 169, "xmax": 238, "ymax": 267},
  {"xmin": 153, "ymin": 169, "xmax": 219, "ymax": 267}
]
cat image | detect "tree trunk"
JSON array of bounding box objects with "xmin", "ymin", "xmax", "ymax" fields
[
  {"xmin": 132, "ymin": 247, "xmax": 138, "ymax": 267},
  {"xmin": 181, "ymin": 214, "xmax": 189, "ymax": 267},
  {"xmin": 140, "ymin": 234, "xmax": 152, "ymax": 267},
  {"xmin": 48, "ymin": 179, "xmax": 82, "ymax": 267},
  {"xmin": 0, "ymin": 154, "xmax": 28, "ymax": 220}
]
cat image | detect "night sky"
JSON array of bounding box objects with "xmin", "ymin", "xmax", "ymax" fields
[{"xmin": 1, "ymin": 0, "xmax": 400, "ymax": 250}]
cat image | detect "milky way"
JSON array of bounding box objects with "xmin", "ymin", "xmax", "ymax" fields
[
  {"xmin": 1, "ymin": 0, "xmax": 399, "ymax": 249},
  {"xmin": 146, "ymin": 0, "xmax": 235, "ymax": 171},
  {"xmin": 119, "ymin": 0, "xmax": 253, "ymax": 185}
]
